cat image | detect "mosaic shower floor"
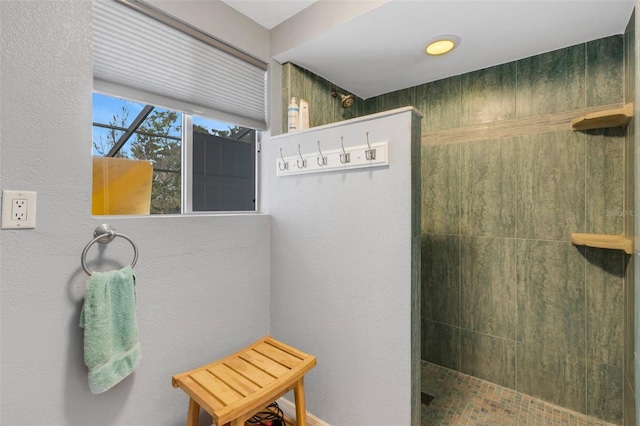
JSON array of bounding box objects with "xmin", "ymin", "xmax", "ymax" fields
[{"xmin": 421, "ymin": 361, "xmax": 617, "ymax": 426}]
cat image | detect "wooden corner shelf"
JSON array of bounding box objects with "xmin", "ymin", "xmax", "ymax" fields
[
  {"xmin": 571, "ymin": 103, "xmax": 633, "ymax": 131},
  {"xmin": 570, "ymin": 233, "xmax": 633, "ymax": 254}
]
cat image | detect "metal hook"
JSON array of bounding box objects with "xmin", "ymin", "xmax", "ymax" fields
[
  {"xmin": 365, "ymin": 131, "xmax": 376, "ymax": 160},
  {"xmin": 278, "ymin": 147, "xmax": 288, "ymax": 171},
  {"xmin": 317, "ymin": 141, "xmax": 327, "ymax": 166},
  {"xmin": 296, "ymin": 144, "xmax": 307, "ymax": 169},
  {"xmin": 340, "ymin": 137, "xmax": 350, "ymax": 164}
]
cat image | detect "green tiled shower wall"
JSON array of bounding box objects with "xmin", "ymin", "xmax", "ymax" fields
[
  {"xmin": 281, "ymin": 63, "xmax": 365, "ymax": 134},
  {"xmin": 280, "ymin": 25, "xmax": 637, "ymax": 425},
  {"xmin": 366, "ymin": 35, "xmax": 632, "ymax": 424},
  {"xmin": 626, "ymin": 9, "xmax": 639, "ymax": 426}
]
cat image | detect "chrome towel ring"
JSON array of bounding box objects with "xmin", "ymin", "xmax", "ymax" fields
[{"xmin": 81, "ymin": 224, "xmax": 138, "ymax": 276}]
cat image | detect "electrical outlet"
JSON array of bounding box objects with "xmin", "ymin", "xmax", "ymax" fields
[
  {"xmin": 12, "ymin": 199, "xmax": 27, "ymax": 221},
  {"xmin": 1, "ymin": 190, "xmax": 37, "ymax": 229}
]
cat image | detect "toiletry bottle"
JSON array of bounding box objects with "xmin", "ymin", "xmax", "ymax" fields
[
  {"xmin": 298, "ymin": 98, "xmax": 309, "ymax": 130},
  {"xmin": 287, "ymin": 97, "xmax": 299, "ymax": 132}
]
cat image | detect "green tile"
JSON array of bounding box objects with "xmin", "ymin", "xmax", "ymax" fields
[
  {"xmin": 421, "ymin": 319, "xmax": 460, "ymax": 371},
  {"xmin": 516, "ymin": 44, "xmax": 585, "ymax": 117},
  {"xmin": 411, "ymin": 112, "xmax": 422, "ymax": 426},
  {"xmin": 281, "ymin": 62, "xmax": 292, "ymax": 90},
  {"xmin": 412, "ymin": 114, "xmax": 423, "ymax": 292},
  {"xmin": 587, "ymin": 360, "xmax": 623, "ymax": 424},
  {"xmin": 283, "ymin": 63, "xmax": 362, "ymax": 129},
  {"xmin": 516, "ymin": 240, "xmax": 585, "ymax": 357},
  {"xmin": 515, "ymin": 130, "xmax": 585, "ymax": 240},
  {"xmin": 624, "ymin": 381, "xmax": 636, "ymax": 426},
  {"xmin": 625, "ymin": 11, "xmax": 635, "ymax": 103},
  {"xmin": 374, "ymin": 87, "xmax": 414, "ymax": 113},
  {"xmin": 634, "ymin": 254, "xmax": 640, "ymax": 358},
  {"xmin": 635, "ymin": 119, "xmax": 640, "ymax": 242},
  {"xmin": 422, "ymin": 234, "xmax": 460, "ymax": 325},
  {"xmin": 351, "ymin": 96, "xmax": 365, "ymax": 120},
  {"xmin": 460, "ymin": 236, "xmax": 516, "ymax": 339},
  {"xmin": 516, "ymin": 343, "xmax": 586, "ymax": 414},
  {"xmin": 281, "ymin": 87, "xmax": 289, "ymax": 134},
  {"xmin": 461, "ymin": 62, "xmax": 516, "ymax": 126},
  {"xmin": 460, "ymin": 137, "xmax": 516, "ymax": 237},
  {"xmin": 288, "ymin": 63, "xmax": 308, "ymax": 103},
  {"xmin": 281, "ymin": 63, "xmax": 292, "ymax": 134},
  {"xmin": 364, "ymin": 97, "xmax": 378, "ymax": 115},
  {"xmin": 587, "ymin": 35, "xmax": 624, "ymax": 107},
  {"xmin": 414, "ymin": 75, "xmax": 461, "ymax": 133},
  {"xmin": 624, "ymin": 254, "xmax": 635, "ymax": 389},
  {"xmin": 586, "ymin": 127, "xmax": 625, "ymax": 235},
  {"xmin": 421, "ymin": 143, "xmax": 460, "ymax": 234},
  {"xmin": 461, "ymin": 330, "xmax": 516, "ymax": 388},
  {"xmin": 626, "ymin": 116, "xmax": 635, "ymax": 238},
  {"xmin": 636, "ymin": 358, "xmax": 640, "ymax": 416},
  {"xmin": 307, "ymin": 71, "xmax": 336, "ymax": 127},
  {"xmin": 586, "ymin": 248, "xmax": 624, "ymax": 367}
]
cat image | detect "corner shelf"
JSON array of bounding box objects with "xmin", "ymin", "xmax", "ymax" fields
[
  {"xmin": 571, "ymin": 103, "xmax": 633, "ymax": 131},
  {"xmin": 570, "ymin": 233, "xmax": 633, "ymax": 254}
]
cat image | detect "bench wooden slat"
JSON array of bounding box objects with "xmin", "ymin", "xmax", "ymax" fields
[
  {"xmin": 224, "ymin": 356, "xmax": 277, "ymax": 387},
  {"xmin": 263, "ymin": 337, "xmax": 309, "ymax": 360},
  {"xmin": 240, "ymin": 349, "xmax": 291, "ymax": 377},
  {"xmin": 191, "ymin": 370, "xmax": 243, "ymax": 406},
  {"xmin": 207, "ymin": 364, "xmax": 262, "ymax": 397},
  {"xmin": 254, "ymin": 341, "xmax": 303, "ymax": 368},
  {"xmin": 178, "ymin": 375, "xmax": 225, "ymax": 412}
]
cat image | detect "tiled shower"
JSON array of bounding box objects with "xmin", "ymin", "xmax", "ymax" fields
[{"xmin": 282, "ymin": 13, "xmax": 636, "ymax": 425}]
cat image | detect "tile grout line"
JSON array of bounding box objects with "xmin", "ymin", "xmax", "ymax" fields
[
  {"xmin": 584, "ymin": 41, "xmax": 589, "ymax": 416},
  {"xmin": 513, "ymin": 54, "xmax": 519, "ymax": 390},
  {"xmin": 458, "ymin": 139, "xmax": 462, "ymax": 371},
  {"xmin": 458, "ymin": 77, "xmax": 463, "ymax": 377}
]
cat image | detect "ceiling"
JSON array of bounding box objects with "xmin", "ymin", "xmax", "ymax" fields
[
  {"xmin": 223, "ymin": 0, "xmax": 636, "ymax": 99},
  {"xmin": 221, "ymin": 0, "xmax": 319, "ymax": 30}
]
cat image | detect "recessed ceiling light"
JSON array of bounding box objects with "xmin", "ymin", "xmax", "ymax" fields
[{"xmin": 424, "ymin": 36, "xmax": 460, "ymax": 56}]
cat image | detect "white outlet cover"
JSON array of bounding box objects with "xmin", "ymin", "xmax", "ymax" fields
[{"xmin": 1, "ymin": 190, "xmax": 37, "ymax": 229}]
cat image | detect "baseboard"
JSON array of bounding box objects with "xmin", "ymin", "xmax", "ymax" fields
[{"xmin": 276, "ymin": 397, "xmax": 330, "ymax": 426}]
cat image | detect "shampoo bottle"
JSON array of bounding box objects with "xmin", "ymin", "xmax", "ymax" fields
[
  {"xmin": 298, "ymin": 98, "xmax": 309, "ymax": 130},
  {"xmin": 287, "ymin": 97, "xmax": 299, "ymax": 132}
]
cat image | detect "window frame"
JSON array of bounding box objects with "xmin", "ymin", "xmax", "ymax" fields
[{"xmin": 92, "ymin": 89, "xmax": 260, "ymax": 216}]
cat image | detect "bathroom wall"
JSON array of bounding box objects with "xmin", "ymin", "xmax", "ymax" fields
[
  {"xmin": 366, "ymin": 35, "xmax": 629, "ymax": 424},
  {"xmin": 280, "ymin": 62, "xmax": 365, "ymax": 134},
  {"xmin": 0, "ymin": 2, "xmax": 270, "ymax": 425},
  {"xmin": 263, "ymin": 107, "xmax": 422, "ymax": 425},
  {"xmin": 623, "ymin": 10, "xmax": 637, "ymax": 426}
]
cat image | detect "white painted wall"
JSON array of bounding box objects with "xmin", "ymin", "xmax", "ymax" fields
[
  {"xmin": 1, "ymin": 2, "xmax": 419, "ymax": 425},
  {"xmin": 269, "ymin": 0, "xmax": 389, "ymax": 58},
  {"xmin": 262, "ymin": 108, "xmax": 420, "ymax": 426},
  {"xmin": 148, "ymin": 0, "xmax": 270, "ymax": 62},
  {"xmin": 0, "ymin": 2, "xmax": 270, "ymax": 425}
]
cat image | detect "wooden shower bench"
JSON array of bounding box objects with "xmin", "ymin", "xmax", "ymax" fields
[{"xmin": 172, "ymin": 336, "xmax": 316, "ymax": 426}]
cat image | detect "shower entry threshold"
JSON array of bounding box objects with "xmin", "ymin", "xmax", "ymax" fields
[{"xmin": 421, "ymin": 361, "xmax": 618, "ymax": 426}]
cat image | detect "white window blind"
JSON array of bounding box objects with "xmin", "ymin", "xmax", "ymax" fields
[{"xmin": 92, "ymin": 0, "xmax": 267, "ymax": 130}]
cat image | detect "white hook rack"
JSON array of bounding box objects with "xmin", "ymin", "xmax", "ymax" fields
[{"xmin": 276, "ymin": 140, "xmax": 388, "ymax": 176}]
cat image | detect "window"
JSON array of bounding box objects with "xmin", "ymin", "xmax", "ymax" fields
[
  {"xmin": 91, "ymin": 0, "xmax": 266, "ymax": 215},
  {"xmin": 92, "ymin": 93, "xmax": 256, "ymax": 215}
]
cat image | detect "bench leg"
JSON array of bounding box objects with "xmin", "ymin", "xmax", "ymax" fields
[
  {"xmin": 186, "ymin": 398, "xmax": 200, "ymax": 426},
  {"xmin": 294, "ymin": 377, "xmax": 307, "ymax": 426}
]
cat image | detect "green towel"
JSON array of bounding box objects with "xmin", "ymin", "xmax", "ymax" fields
[{"xmin": 80, "ymin": 265, "xmax": 141, "ymax": 394}]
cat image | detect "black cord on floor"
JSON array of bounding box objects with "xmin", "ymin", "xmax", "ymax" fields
[{"xmin": 246, "ymin": 401, "xmax": 285, "ymax": 426}]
